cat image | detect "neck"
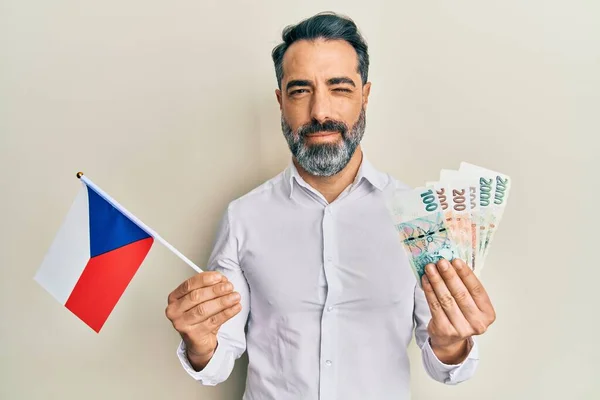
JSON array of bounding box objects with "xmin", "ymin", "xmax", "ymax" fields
[{"xmin": 294, "ymin": 146, "xmax": 364, "ymax": 203}]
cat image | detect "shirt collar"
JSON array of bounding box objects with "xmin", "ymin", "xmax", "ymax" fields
[
  {"xmin": 356, "ymin": 156, "xmax": 388, "ymax": 191},
  {"xmin": 284, "ymin": 154, "xmax": 388, "ymax": 199}
]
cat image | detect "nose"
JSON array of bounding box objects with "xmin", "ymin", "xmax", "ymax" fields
[{"xmin": 309, "ymin": 88, "xmax": 333, "ymax": 124}]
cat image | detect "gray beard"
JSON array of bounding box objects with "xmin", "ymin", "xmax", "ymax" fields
[{"xmin": 281, "ymin": 108, "xmax": 366, "ymax": 177}]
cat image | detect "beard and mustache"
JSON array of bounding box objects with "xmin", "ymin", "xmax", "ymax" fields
[{"xmin": 281, "ymin": 107, "xmax": 366, "ymax": 177}]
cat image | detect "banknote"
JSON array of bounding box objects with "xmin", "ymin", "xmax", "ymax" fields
[
  {"xmin": 438, "ymin": 170, "xmax": 481, "ymax": 272},
  {"xmin": 444, "ymin": 167, "xmax": 494, "ymax": 267},
  {"xmin": 459, "ymin": 162, "xmax": 511, "ymax": 267},
  {"xmin": 387, "ymin": 164, "xmax": 510, "ymax": 281},
  {"xmin": 426, "ymin": 180, "xmax": 472, "ymax": 270},
  {"xmin": 447, "ymin": 183, "xmax": 473, "ymax": 270},
  {"xmin": 425, "ymin": 180, "xmax": 452, "ymax": 222},
  {"xmin": 387, "ymin": 186, "xmax": 459, "ymax": 287}
]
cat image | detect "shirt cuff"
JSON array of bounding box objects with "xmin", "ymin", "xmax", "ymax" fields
[
  {"xmin": 421, "ymin": 336, "xmax": 480, "ymax": 384},
  {"xmin": 176, "ymin": 340, "xmax": 231, "ymax": 386}
]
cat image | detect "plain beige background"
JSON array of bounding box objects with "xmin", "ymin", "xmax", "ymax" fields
[{"xmin": 1, "ymin": 1, "xmax": 598, "ymax": 399}]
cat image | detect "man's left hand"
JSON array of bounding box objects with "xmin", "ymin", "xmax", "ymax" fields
[{"xmin": 422, "ymin": 258, "xmax": 496, "ymax": 365}]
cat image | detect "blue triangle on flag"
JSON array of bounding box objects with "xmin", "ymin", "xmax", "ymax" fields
[{"xmin": 87, "ymin": 186, "xmax": 151, "ymax": 257}]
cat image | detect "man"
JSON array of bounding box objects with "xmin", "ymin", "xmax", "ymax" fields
[{"xmin": 165, "ymin": 11, "xmax": 495, "ymax": 400}]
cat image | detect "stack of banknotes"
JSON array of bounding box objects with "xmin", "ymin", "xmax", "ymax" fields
[{"xmin": 386, "ymin": 162, "xmax": 511, "ymax": 287}]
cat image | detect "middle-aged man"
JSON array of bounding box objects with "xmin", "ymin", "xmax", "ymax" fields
[{"xmin": 165, "ymin": 11, "xmax": 496, "ymax": 400}]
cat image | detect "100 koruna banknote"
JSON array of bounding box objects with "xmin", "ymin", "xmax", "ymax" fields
[{"xmin": 387, "ymin": 186, "xmax": 460, "ymax": 287}]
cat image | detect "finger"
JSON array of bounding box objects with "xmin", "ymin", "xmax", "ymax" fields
[
  {"xmin": 436, "ymin": 258, "xmax": 480, "ymax": 321},
  {"xmin": 183, "ymin": 291, "xmax": 241, "ymax": 325},
  {"xmin": 422, "ymin": 270, "xmax": 452, "ymax": 328},
  {"xmin": 177, "ymin": 281, "xmax": 234, "ymax": 313},
  {"xmin": 452, "ymin": 259, "xmax": 494, "ymax": 314},
  {"xmin": 425, "ymin": 262, "xmax": 470, "ymax": 329},
  {"xmin": 202, "ymin": 303, "xmax": 243, "ymax": 332},
  {"xmin": 168, "ymin": 272, "xmax": 224, "ymax": 303}
]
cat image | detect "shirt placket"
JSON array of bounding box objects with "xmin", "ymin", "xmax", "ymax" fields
[{"xmin": 318, "ymin": 203, "xmax": 340, "ymax": 400}]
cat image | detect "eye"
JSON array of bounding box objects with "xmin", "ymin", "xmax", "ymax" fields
[
  {"xmin": 333, "ymin": 88, "xmax": 352, "ymax": 93},
  {"xmin": 289, "ymin": 89, "xmax": 309, "ymax": 96}
]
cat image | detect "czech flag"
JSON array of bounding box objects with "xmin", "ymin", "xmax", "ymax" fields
[{"xmin": 34, "ymin": 173, "xmax": 155, "ymax": 333}]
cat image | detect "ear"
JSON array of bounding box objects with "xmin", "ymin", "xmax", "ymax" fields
[
  {"xmin": 362, "ymin": 82, "xmax": 372, "ymax": 108},
  {"xmin": 276, "ymin": 89, "xmax": 282, "ymax": 110}
]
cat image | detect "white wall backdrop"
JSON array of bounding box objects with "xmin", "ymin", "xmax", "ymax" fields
[{"xmin": 1, "ymin": 1, "xmax": 598, "ymax": 399}]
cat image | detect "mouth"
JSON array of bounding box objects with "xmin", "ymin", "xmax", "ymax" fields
[{"xmin": 305, "ymin": 131, "xmax": 341, "ymax": 138}]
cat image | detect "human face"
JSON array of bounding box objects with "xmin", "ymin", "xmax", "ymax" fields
[{"xmin": 276, "ymin": 39, "xmax": 371, "ymax": 176}]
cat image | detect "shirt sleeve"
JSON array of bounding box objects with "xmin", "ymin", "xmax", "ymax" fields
[
  {"xmin": 413, "ymin": 282, "xmax": 480, "ymax": 384},
  {"xmin": 176, "ymin": 203, "xmax": 250, "ymax": 385}
]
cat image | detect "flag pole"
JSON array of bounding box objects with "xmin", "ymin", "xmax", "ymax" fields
[{"xmin": 76, "ymin": 172, "xmax": 203, "ymax": 274}]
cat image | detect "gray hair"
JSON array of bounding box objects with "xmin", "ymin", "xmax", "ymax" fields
[{"xmin": 271, "ymin": 12, "xmax": 370, "ymax": 89}]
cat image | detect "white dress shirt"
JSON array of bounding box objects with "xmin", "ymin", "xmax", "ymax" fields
[{"xmin": 176, "ymin": 156, "xmax": 479, "ymax": 400}]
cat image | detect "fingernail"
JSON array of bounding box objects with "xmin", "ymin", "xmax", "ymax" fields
[
  {"xmin": 438, "ymin": 260, "xmax": 449, "ymax": 271},
  {"xmin": 453, "ymin": 259, "xmax": 464, "ymax": 270},
  {"xmin": 426, "ymin": 264, "xmax": 436, "ymax": 274},
  {"xmin": 209, "ymin": 274, "xmax": 222, "ymax": 283},
  {"xmin": 229, "ymin": 292, "xmax": 241, "ymax": 302}
]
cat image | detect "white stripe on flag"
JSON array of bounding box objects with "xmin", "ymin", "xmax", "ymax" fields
[{"xmin": 34, "ymin": 184, "xmax": 91, "ymax": 304}]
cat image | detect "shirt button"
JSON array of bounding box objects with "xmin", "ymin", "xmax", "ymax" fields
[
  {"xmin": 327, "ymin": 306, "xmax": 334, "ymax": 312},
  {"xmin": 325, "ymin": 360, "xmax": 332, "ymax": 366}
]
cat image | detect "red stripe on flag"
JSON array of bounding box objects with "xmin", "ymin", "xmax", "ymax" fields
[{"xmin": 65, "ymin": 237, "xmax": 153, "ymax": 332}]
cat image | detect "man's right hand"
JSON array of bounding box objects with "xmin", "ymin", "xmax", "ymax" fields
[{"xmin": 165, "ymin": 271, "xmax": 242, "ymax": 371}]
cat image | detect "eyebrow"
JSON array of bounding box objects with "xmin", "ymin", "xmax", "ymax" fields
[
  {"xmin": 286, "ymin": 76, "xmax": 357, "ymax": 91},
  {"xmin": 327, "ymin": 77, "xmax": 356, "ymax": 87}
]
